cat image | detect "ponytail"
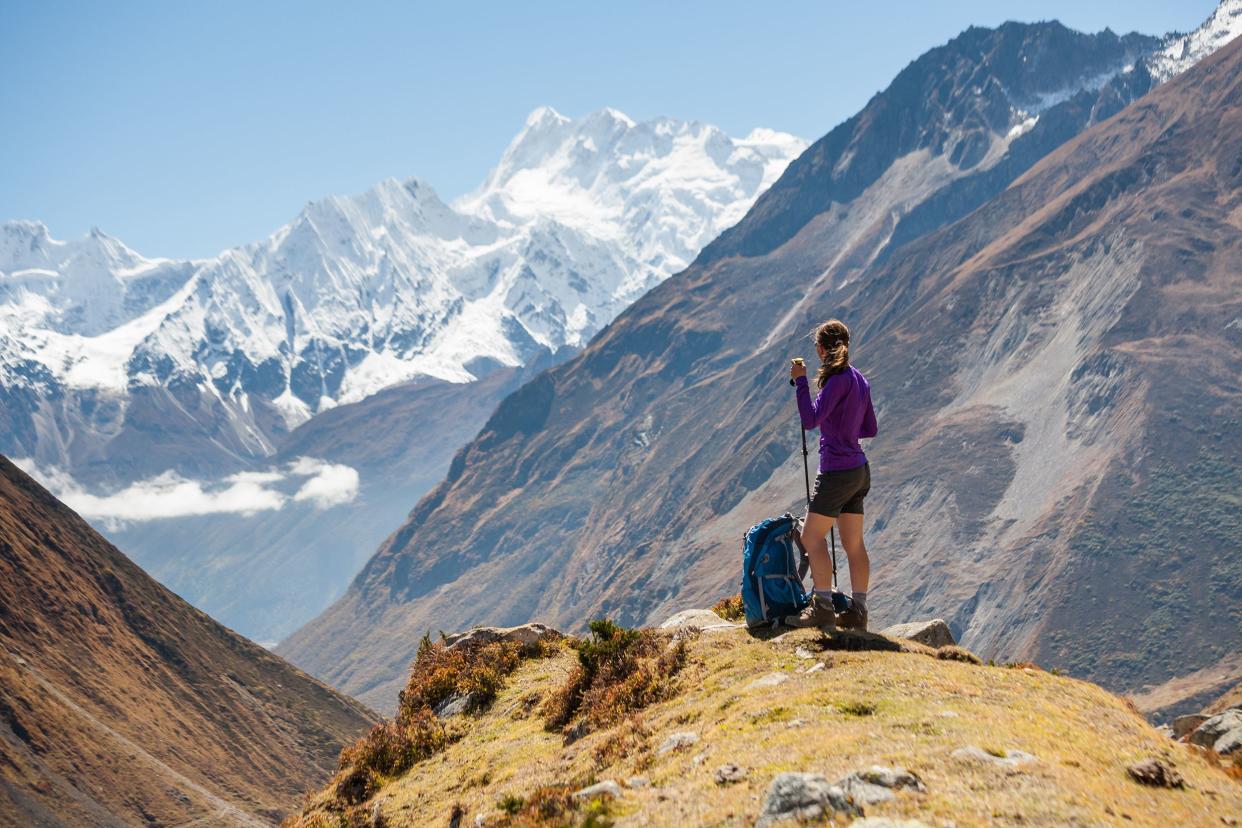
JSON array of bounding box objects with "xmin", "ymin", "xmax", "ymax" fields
[{"xmin": 812, "ymin": 319, "xmax": 850, "ymax": 389}]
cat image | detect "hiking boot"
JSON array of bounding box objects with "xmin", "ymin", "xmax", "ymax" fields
[
  {"xmin": 835, "ymin": 601, "xmax": 868, "ymax": 631},
  {"xmin": 783, "ymin": 593, "xmax": 838, "ymax": 629}
]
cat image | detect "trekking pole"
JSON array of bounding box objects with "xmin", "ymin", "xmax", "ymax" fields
[{"xmin": 799, "ymin": 422, "xmax": 838, "ymax": 589}]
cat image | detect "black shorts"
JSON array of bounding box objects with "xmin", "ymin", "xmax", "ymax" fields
[{"xmin": 809, "ymin": 462, "xmax": 870, "ymax": 518}]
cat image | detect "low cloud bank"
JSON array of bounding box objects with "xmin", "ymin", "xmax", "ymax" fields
[{"xmin": 12, "ymin": 457, "xmax": 360, "ymax": 528}]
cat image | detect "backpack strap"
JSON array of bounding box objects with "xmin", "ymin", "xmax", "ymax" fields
[{"xmin": 791, "ymin": 517, "xmax": 810, "ymax": 582}]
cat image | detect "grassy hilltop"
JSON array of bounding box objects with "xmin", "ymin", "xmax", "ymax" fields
[{"xmin": 286, "ymin": 613, "xmax": 1242, "ymax": 827}]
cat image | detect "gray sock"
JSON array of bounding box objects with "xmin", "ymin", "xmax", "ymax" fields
[{"xmin": 851, "ymin": 591, "xmax": 868, "ymax": 611}]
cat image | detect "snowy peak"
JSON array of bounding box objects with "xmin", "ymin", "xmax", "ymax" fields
[
  {"xmin": 1148, "ymin": 0, "xmax": 1242, "ymax": 82},
  {"xmin": 0, "ymin": 108, "xmax": 805, "ymax": 453},
  {"xmin": 456, "ymin": 107, "xmax": 807, "ymax": 272}
]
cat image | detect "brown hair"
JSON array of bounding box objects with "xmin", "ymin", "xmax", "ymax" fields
[{"xmin": 812, "ymin": 319, "xmax": 850, "ymax": 389}]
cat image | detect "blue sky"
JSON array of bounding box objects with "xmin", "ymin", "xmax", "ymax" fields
[{"xmin": 0, "ymin": 1, "xmax": 1217, "ymax": 259}]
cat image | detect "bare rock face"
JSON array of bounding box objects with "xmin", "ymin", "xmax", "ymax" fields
[
  {"xmin": 882, "ymin": 619, "xmax": 956, "ymax": 648},
  {"xmin": 837, "ymin": 766, "xmax": 926, "ymax": 805},
  {"xmin": 1188, "ymin": 709, "xmax": 1242, "ymax": 755},
  {"xmin": 1126, "ymin": 758, "xmax": 1184, "ymax": 788},
  {"xmin": 756, "ymin": 772, "xmax": 861, "ymax": 827},
  {"xmin": 441, "ymin": 622, "xmax": 562, "ymax": 652},
  {"xmin": 659, "ymin": 608, "xmax": 743, "ymax": 632}
]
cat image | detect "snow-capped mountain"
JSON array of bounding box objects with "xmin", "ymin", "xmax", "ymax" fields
[
  {"xmin": 1148, "ymin": 0, "xmax": 1242, "ymax": 81},
  {"xmin": 1, "ymin": 110, "xmax": 806, "ymax": 481},
  {"xmin": 457, "ymin": 107, "xmax": 805, "ymax": 273}
]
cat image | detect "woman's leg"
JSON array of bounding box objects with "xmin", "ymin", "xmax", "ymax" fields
[
  {"xmin": 835, "ymin": 512, "xmax": 869, "ymax": 593},
  {"xmin": 800, "ymin": 511, "xmax": 837, "ymax": 592}
]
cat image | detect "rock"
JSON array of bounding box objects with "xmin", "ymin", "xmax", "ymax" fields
[
  {"xmin": 881, "ymin": 619, "xmax": 955, "ymax": 648},
  {"xmin": 1155, "ymin": 724, "xmax": 1175, "ymax": 739},
  {"xmin": 715, "ymin": 763, "xmax": 747, "ymax": 784},
  {"xmin": 442, "ymin": 622, "xmax": 562, "ymax": 652},
  {"xmin": 1189, "ymin": 709, "xmax": 1242, "ymax": 755},
  {"xmin": 1173, "ymin": 713, "xmax": 1210, "ymax": 739},
  {"xmin": 1126, "ymin": 758, "xmax": 1184, "ymax": 788},
  {"xmin": 432, "ymin": 692, "xmax": 478, "ymax": 719},
  {"xmin": 658, "ymin": 731, "xmax": 699, "ymax": 754},
  {"xmin": 756, "ymin": 773, "xmax": 861, "ymax": 827},
  {"xmin": 837, "ymin": 766, "xmax": 925, "ymax": 805},
  {"xmin": 659, "ymin": 608, "xmax": 743, "ymax": 632},
  {"xmin": 807, "ymin": 662, "xmax": 827, "ymax": 674},
  {"xmin": 795, "ymin": 646, "xmax": 815, "ymax": 659},
  {"xmin": 625, "ymin": 776, "xmax": 650, "ymax": 789},
  {"xmin": 572, "ymin": 780, "xmax": 622, "ymax": 800},
  {"xmin": 746, "ymin": 672, "xmax": 788, "ymax": 690},
  {"xmin": 693, "ymin": 752, "xmax": 709, "ymax": 765},
  {"xmin": 951, "ymin": 746, "xmax": 1036, "ymax": 767}
]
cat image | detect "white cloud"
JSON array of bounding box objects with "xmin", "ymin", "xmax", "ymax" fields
[
  {"xmin": 291, "ymin": 459, "xmax": 359, "ymax": 509},
  {"xmin": 11, "ymin": 456, "xmax": 360, "ymax": 528}
]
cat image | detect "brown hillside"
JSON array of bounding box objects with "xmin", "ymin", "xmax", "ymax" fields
[{"xmin": 0, "ymin": 456, "xmax": 375, "ymax": 826}]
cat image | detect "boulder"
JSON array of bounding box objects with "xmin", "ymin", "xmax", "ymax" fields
[
  {"xmin": 1188, "ymin": 709, "xmax": 1242, "ymax": 755},
  {"xmin": 442, "ymin": 622, "xmax": 562, "ymax": 652},
  {"xmin": 881, "ymin": 619, "xmax": 955, "ymax": 648},
  {"xmin": 432, "ymin": 692, "xmax": 478, "ymax": 718},
  {"xmin": 572, "ymin": 780, "xmax": 621, "ymax": 800},
  {"xmin": 836, "ymin": 766, "xmax": 925, "ymax": 805},
  {"xmin": 659, "ymin": 608, "xmax": 742, "ymax": 632},
  {"xmin": 756, "ymin": 772, "xmax": 861, "ymax": 827},
  {"xmin": 1172, "ymin": 713, "xmax": 1209, "ymax": 739},
  {"xmin": 715, "ymin": 764, "xmax": 747, "ymax": 785},
  {"xmin": 746, "ymin": 672, "xmax": 789, "ymax": 690},
  {"xmin": 1126, "ymin": 758, "xmax": 1184, "ymax": 788},
  {"xmin": 951, "ymin": 746, "xmax": 1037, "ymax": 767}
]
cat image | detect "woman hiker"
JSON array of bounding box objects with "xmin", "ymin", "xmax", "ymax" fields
[{"xmin": 786, "ymin": 319, "xmax": 877, "ymax": 630}]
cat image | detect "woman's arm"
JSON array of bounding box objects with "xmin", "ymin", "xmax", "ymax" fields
[
  {"xmin": 795, "ymin": 375, "xmax": 840, "ymax": 431},
  {"xmin": 860, "ymin": 391, "xmax": 878, "ymax": 438}
]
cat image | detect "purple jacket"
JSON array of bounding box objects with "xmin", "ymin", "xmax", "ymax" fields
[{"xmin": 795, "ymin": 365, "xmax": 877, "ymax": 472}]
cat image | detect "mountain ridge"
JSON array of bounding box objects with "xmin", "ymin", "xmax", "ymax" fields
[
  {"xmin": 0, "ymin": 454, "xmax": 375, "ymax": 826},
  {"xmin": 280, "ymin": 18, "xmax": 1242, "ymax": 713}
]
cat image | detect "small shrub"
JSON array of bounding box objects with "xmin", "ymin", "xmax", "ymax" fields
[
  {"xmin": 335, "ymin": 765, "xmax": 380, "ymax": 806},
  {"xmin": 490, "ymin": 784, "xmax": 582, "ymax": 825},
  {"xmin": 543, "ymin": 618, "xmax": 688, "ymax": 737},
  {"xmin": 711, "ymin": 593, "xmax": 745, "ymax": 621},
  {"xmin": 497, "ymin": 794, "xmax": 525, "ymax": 815},
  {"xmin": 837, "ymin": 700, "xmax": 876, "ymax": 717},
  {"xmin": 399, "ymin": 638, "xmax": 531, "ymax": 716},
  {"xmin": 339, "ymin": 708, "xmax": 447, "ymax": 779},
  {"xmin": 937, "ymin": 646, "xmax": 983, "ymax": 665}
]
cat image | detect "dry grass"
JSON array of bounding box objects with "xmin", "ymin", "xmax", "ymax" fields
[
  {"xmin": 286, "ymin": 635, "xmax": 560, "ymax": 824},
  {"xmin": 711, "ymin": 593, "xmax": 745, "ymax": 622},
  {"xmin": 288, "ymin": 626, "xmax": 1242, "ymax": 827},
  {"xmin": 542, "ymin": 619, "xmax": 688, "ymax": 739}
]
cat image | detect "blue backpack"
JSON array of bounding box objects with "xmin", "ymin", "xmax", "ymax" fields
[{"xmin": 740, "ymin": 513, "xmax": 811, "ymax": 628}]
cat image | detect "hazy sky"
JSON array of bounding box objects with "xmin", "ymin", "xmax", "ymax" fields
[{"xmin": 1, "ymin": 0, "xmax": 1218, "ymax": 259}]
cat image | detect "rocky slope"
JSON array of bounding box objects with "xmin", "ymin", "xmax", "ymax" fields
[
  {"xmin": 0, "ymin": 456, "xmax": 375, "ymax": 826},
  {"xmin": 3, "ymin": 110, "xmax": 803, "ymax": 646},
  {"xmin": 281, "ymin": 18, "xmax": 1242, "ymax": 713},
  {"xmin": 284, "ymin": 614, "xmax": 1242, "ymax": 827}
]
